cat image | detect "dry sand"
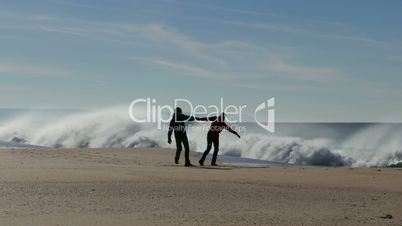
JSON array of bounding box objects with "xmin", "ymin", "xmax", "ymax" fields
[{"xmin": 0, "ymin": 148, "xmax": 401, "ymax": 226}]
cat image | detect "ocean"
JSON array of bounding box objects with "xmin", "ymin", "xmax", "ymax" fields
[{"xmin": 0, "ymin": 107, "xmax": 401, "ymax": 167}]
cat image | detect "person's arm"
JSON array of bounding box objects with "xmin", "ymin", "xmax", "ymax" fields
[
  {"xmin": 176, "ymin": 114, "xmax": 194, "ymax": 122},
  {"xmin": 168, "ymin": 116, "xmax": 174, "ymax": 144},
  {"xmin": 178, "ymin": 114, "xmax": 216, "ymax": 122},
  {"xmin": 186, "ymin": 115, "xmax": 197, "ymax": 121},
  {"xmin": 179, "ymin": 114, "xmax": 211, "ymax": 122},
  {"xmin": 196, "ymin": 116, "xmax": 217, "ymax": 122},
  {"xmin": 225, "ymin": 123, "xmax": 241, "ymax": 138}
]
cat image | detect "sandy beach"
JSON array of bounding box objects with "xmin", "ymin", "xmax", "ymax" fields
[{"xmin": 0, "ymin": 148, "xmax": 401, "ymax": 226}]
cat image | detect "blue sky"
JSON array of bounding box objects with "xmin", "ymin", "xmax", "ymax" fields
[{"xmin": 0, "ymin": 0, "xmax": 401, "ymax": 122}]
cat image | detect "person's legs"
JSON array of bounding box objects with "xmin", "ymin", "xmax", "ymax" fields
[
  {"xmin": 211, "ymin": 138, "xmax": 220, "ymax": 166},
  {"xmin": 174, "ymin": 134, "xmax": 182, "ymax": 164},
  {"xmin": 199, "ymin": 137, "xmax": 212, "ymax": 166},
  {"xmin": 181, "ymin": 134, "xmax": 192, "ymax": 166}
]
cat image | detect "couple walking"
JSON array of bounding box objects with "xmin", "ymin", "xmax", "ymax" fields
[{"xmin": 167, "ymin": 107, "xmax": 241, "ymax": 167}]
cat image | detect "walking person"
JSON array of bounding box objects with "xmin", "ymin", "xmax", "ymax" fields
[
  {"xmin": 199, "ymin": 113, "xmax": 241, "ymax": 166},
  {"xmin": 168, "ymin": 107, "xmax": 206, "ymax": 167}
]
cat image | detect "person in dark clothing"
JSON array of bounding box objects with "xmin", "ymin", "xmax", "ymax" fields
[
  {"xmin": 199, "ymin": 113, "xmax": 241, "ymax": 166},
  {"xmin": 168, "ymin": 107, "xmax": 207, "ymax": 167}
]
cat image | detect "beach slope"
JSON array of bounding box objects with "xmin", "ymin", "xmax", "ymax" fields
[{"xmin": 0, "ymin": 148, "xmax": 401, "ymax": 226}]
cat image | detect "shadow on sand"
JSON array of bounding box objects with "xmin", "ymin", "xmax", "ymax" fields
[{"xmin": 161, "ymin": 164, "xmax": 233, "ymax": 170}]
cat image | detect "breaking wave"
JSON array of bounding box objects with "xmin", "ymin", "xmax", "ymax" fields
[
  {"xmin": 0, "ymin": 107, "xmax": 164, "ymax": 149},
  {"xmin": 218, "ymin": 136, "xmax": 354, "ymax": 167},
  {"xmin": 0, "ymin": 107, "xmax": 401, "ymax": 167}
]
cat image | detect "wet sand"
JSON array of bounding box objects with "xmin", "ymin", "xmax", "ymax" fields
[{"xmin": 0, "ymin": 148, "xmax": 401, "ymax": 226}]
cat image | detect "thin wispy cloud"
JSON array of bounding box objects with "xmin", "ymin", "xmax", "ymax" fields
[
  {"xmin": 319, "ymin": 33, "xmax": 382, "ymax": 44},
  {"xmin": 0, "ymin": 10, "xmax": 55, "ymax": 21},
  {"xmin": 131, "ymin": 56, "xmax": 274, "ymax": 82},
  {"xmin": 132, "ymin": 57, "xmax": 229, "ymax": 80},
  {"xmin": 224, "ymin": 21, "xmax": 309, "ymax": 34},
  {"xmin": 0, "ymin": 63, "xmax": 70, "ymax": 77},
  {"xmin": 221, "ymin": 21, "xmax": 382, "ymax": 45},
  {"xmin": 228, "ymin": 82, "xmax": 311, "ymax": 92},
  {"xmin": 38, "ymin": 25, "xmax": 132, "ymax": 46},
  {"xmin": 151, "ymin": 59, "xmax": 218, "ymax": 79},
  {"xmin": 47, "ymin": 0, "xmax": 120, "ymax": 10},
  {"xmin": 265, "ymin": 57, "xmax": 343, "ymax": 81},
  {"xmin": 0, "ymin": 63, "xmax": 107, "ymax": 84},
  {"xmin": 161, "ymin": 0, "xmax": 275, "ymax": 17},
  {"xmin": 39, "ymin": 25, "xmax": 88, "ymax": 37}
]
